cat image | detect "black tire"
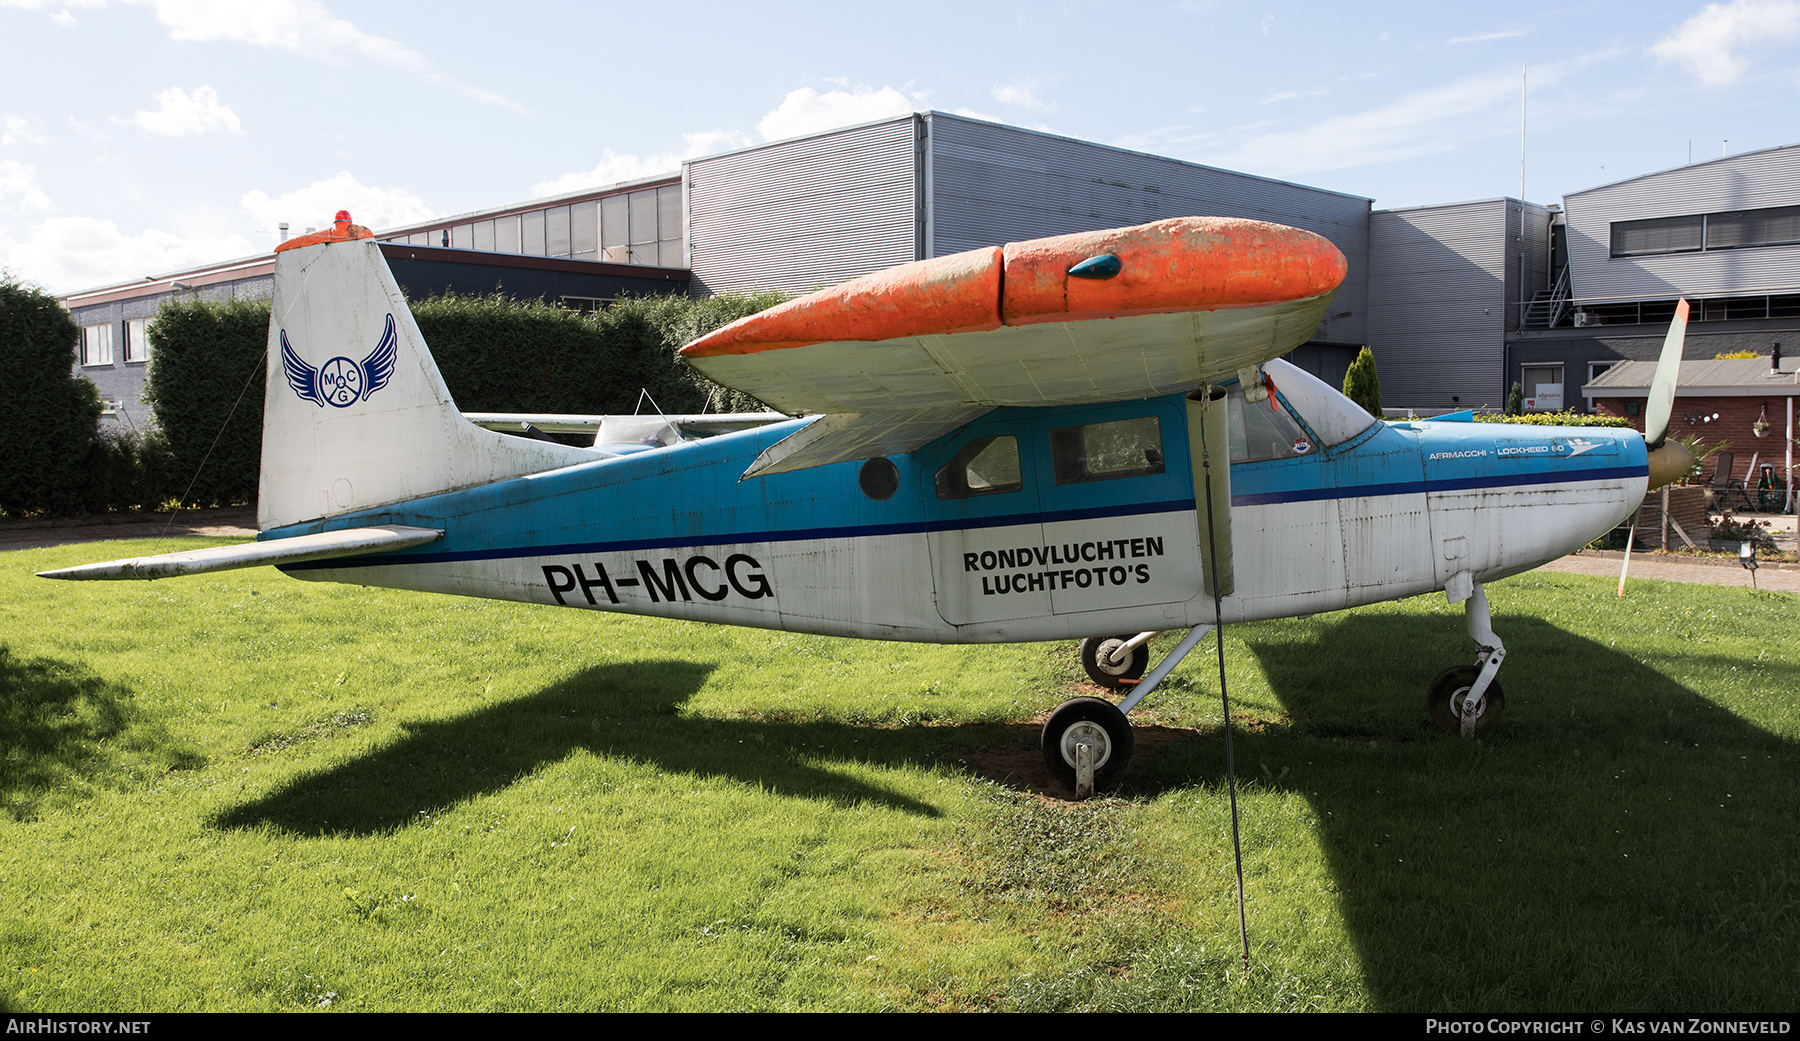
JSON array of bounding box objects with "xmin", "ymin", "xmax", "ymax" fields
[
  {"xmin": 1079, "ymin": 635, "xmax": 1149, "ymax": 689},
  {"xmin": 1041, "ymin": 696, "xmax": 1134, "ymax": 788},
  {"xmin": 1427, "ymin": 664, "xmax": 1506, "ymax": 733}
]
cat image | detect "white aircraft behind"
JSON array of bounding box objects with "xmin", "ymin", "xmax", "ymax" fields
[{"xmin": 43, "ymin": 212, "xmax": 1694, "ymax": 789}]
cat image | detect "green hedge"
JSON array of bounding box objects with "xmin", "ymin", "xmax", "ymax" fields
[
  {"xmin": 1470, "ymin": 410, "xmax": 1632, "ymax": 428},
  {"xmin": 143, "ymin": 299, "xmax": 271, "ymax": 507},
  {"xmin": 0, "ymin": 277, "xmax": 100, "ymax": 517},
  {"xmin": 411, "ymin": 291, "xmax": 782, "ymax": 416},
  {"xmin": 141, "ymin": 290, "xmax": 784, "ymax": 506}
]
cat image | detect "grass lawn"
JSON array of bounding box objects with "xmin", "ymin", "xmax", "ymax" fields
[{"xmin": 3, "ymin": 537, "xmax": 1798, "ymax": 1011}]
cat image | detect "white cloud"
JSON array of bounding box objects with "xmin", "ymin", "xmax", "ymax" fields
[
  {"xmin": 538, "ymin": 84, "xmax": 919, "ymax": 200},
  {"xmin": 0, "ymin": 0, "xmax": 105, "ymax": 21},
  {"xmin": 1449, "ymin": 29, "xmax": 1526, "ymax": 45},
  {"xmin": 1207, "ymin": 65, "xmax": 1553, "ymax": 177},
  {"xmin": 0, "ymin": 215, "xmax": 255, "ymax": 293},
  {"xmin": 1649, "ymin": 0, "xmax": 1800, "ymax": 86},
  {"xmin": 0, "ymin": 160, "xmax": 55, "ymax": 216},
  {"xmin": 755, "ymin": 85, "xmax": 914, "ymax": 141},
  {"xmin": 3, "ymin": 115, "xmax": 48, "ymax": 146},
  {"xmin": 142, "ymin": 0, "xmax": 424, "ymax": 68},
  {"xmin": 1260, "ymin": 89, "xmax": 1330, "ymax": 104},
  {"xmin": 532, "ymin": 150, "xmax": 684, "ymax": 198},
  {"xmin": 133, "ymin": 0, "xmax": 524, "ymax": 110},
  {"xmin": 530, "ymin": 129, "xmax": 753, "ymax": 198},
  {"xmin": 951, "ymin": 106, "xmax": 1003, "ymax": 123},
  {"xmin": 991, "ymin": 82, "xmax": 1056, "ymax": 113},
  {"xmin": 127, "ymin": 85, "xmax": 242, "ymax": 137},
  {"xmin": 239, "ymin": 171, "xmax": 436, "ymax": 234}
]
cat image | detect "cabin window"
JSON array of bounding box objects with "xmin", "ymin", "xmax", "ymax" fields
[
  {"xmin": 1050, "ymin": 416, "xmax": 1165, "ymax": 485},
  {"xmin": 935, "ymin": 436, "xmax": 1023, "ymax": 499}
]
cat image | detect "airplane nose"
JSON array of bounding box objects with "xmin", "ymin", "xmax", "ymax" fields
[{"xmin": 1645, "ymin": 439, "xmax": 1697, "ymax": 491}]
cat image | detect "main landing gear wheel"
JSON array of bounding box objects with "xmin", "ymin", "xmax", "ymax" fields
[
  {"xmin": 1042, "ymin": 696, "xmax": 1134, "ymax": 789},
  {"xmin": 1426, "ymin": 665, "xmax": 1506, "ymax": 733},
  {"xmin": 1079, "ymin": 636, "xmax": 1149, "ymax": 690}
]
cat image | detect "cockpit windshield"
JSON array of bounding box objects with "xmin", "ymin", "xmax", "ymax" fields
[{"xmin": 1224, "ymin": 358, "xmax": 1377, "ymax": 464}]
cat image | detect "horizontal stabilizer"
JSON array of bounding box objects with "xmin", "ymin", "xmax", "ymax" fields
[
  {"xmin": 37, "ymin": 525, "xmax": 443, "ymax": 582},
  {"xmin": 743, "ymin": 406, "xmax": 991, "ymax": 478},
  {"xmin": 464, "ymin": 411, "xmax": 790, "ymax": 439}
]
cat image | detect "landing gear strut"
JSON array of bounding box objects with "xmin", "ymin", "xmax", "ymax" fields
[
  {"xmin": 1430, "ymin": 580, "xmax": 1507, "ymax": 736},
  {"xmin": 1048, "ymin": 626, "xmax": 1215, "ymax": 794}
]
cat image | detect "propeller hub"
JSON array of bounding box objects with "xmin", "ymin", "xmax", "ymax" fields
[{"xmin": 1646, "ymin": 440, "xmax": 1697, "ymax": 491}]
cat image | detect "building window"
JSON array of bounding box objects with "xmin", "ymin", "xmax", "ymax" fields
[
  {"xmin": 1523, "ymin": 364, "xmax": 1564, "ymax": 412},
  {"xmin": 81, "ymin": 323, "xmax": 113, "ymax": 366},
  {"xmin": 123, "ymin": 318, "xmax": 150, "ymax": 363},
  {"xmin": 1585, "ymin": 362, "xmax": 1613, "ymax": 413},
  {"xmin": 383, "ymin": 183, "xmax": 685, "ymax": 268},
  {"xmin": 1611, "ymin": 204, "xmax": 1800, "ymax": 258},
  {"xmin": 1706, "ymin": 206, "xmax": 1800, "ymax": 250},
  {"xmin": 1611, "ymin": 215, "xmax": 1702, "ymax": 257}
]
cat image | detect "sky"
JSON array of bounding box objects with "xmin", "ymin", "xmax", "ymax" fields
[{"xmin": 3, "ymin": 0, "xmax": 1800, "ymax": 294}]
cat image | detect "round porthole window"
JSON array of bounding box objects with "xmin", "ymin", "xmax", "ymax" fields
[{"xmin": 859, "ymin": 457, "xmax": 900, "ymax": 500}]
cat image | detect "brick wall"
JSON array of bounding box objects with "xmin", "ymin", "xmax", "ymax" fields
[{"xmin": 1597, "ymin": 394, "xmax": 1797, "ymax": 487}]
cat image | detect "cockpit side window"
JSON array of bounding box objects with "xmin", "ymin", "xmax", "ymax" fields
[
  {"xmin": 935, "ymin": 435, "xmax": 1023, "ymax": 499},
  {"xmin": 1226, "ymin": 388, "xmax": 1312, "ymax": 463},
  {"xmin": 1225, "ymin": 358, "xmax": 1379, "ymax": 463},
  {"xmin": 1050, "ymin": 416, "xmax": 1166, "ymax": 485}
]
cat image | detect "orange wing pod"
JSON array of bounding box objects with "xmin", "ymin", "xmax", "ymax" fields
[
  {"xmin": 1002, "ymin": 216, "xmax": 1348, "ymax": 325},
  {"xmin": 682, "ymin": 247, "xmax": 1003, "ymax": 358},
  {"xmin": 681, "ymin": 217, "xmax": 1346, "ymax": 359}
]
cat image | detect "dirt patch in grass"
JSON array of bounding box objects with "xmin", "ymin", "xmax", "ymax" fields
[{"xmin": 962, "ymin": 722, "xmax": 1205, "ymax": 800}]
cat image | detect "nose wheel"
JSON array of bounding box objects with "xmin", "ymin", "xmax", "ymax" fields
[
  {"xmin": 1432, "ymin": 580, "xmax": 1507, "ymax": 736},
  {"xmin": 1426, "ymin": 665, "xmax": 1505, "ymax": 732}
]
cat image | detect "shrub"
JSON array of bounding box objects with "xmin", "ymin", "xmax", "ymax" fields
[
  {"xmin": 0, "ymin": 274, "xmax": 99, "ymax": 517},
  {"xmin": 143, "ymin": 299, "xmax": 270, "ymax": 507},
  {"xmin": 1469, "ymin": 409, "xmax": 1632, "ymax": 427},
  {"xmin": 1341, "ymin": 346, "xmax": 1382, "ymax": 417}
]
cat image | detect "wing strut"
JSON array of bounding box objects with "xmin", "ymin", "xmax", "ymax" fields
[{"xmin": 1196, "ymin": 381, "xmax": 1252, "ymax": 972}]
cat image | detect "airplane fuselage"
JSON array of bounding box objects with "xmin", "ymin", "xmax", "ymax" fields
[{"xmin": 270, "ymin": 391, "xmax": 1650, "ymax": 643}]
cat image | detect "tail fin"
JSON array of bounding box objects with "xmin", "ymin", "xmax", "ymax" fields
[{"xmin": 259, "ymin": 214, "xmax": 594, "ymax": 531}]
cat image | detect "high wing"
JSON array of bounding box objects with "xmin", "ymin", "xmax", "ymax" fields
[{"xmin": 680, "ymin": 216, "xmax": 1347, "ymax": 476}]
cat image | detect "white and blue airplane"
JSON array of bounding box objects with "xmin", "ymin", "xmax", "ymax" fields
[{"xmin": 43, "ymin": 212, "xmax": 1695, "ymax": 789}]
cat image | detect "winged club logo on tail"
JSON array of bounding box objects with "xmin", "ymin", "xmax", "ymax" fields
[{"xmin": 281, "ymin": 313, "xmax": 399, "ymax": 408}]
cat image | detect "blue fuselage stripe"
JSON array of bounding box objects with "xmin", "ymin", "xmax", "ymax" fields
[
  {"xmin": 1230, "ymin": 463, "xmax": 1648, "ymax": 506},
  {"xmin": 282, "ymin": 464, "xmax": 1643, "ymax": 573}
]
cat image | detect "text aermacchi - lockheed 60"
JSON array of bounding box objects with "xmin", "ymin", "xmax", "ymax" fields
[{"xmin": 45, "ymin": 211, "xmax": 1696, "ymax": 790}]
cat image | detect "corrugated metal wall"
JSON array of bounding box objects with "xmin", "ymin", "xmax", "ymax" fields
[
  {"xmin": 1367, "ymin": 200, "xmax": 1513, "ymax": 408},
  {"xmin": 924, "ymin": 113, "xmax": 1371, "ymax": 346},
  {"xmin": 1563, "ymin": 145, "xmax": 1800, "ymax": 301},
  {"xmin": 684, "ymin": 117, "xmax": 921, "ymax": 296}
]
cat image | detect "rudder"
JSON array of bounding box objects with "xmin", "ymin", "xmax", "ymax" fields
[{"xmin": 259, "ymin": 213, "xmax": 594, "ymax": 531}]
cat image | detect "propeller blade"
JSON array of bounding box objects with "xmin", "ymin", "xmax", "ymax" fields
[{"xmin": 1643, "ymin": 298, "xmax": 1689, "ymax": 449}]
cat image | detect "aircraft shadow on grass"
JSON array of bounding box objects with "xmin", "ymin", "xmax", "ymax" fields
[
  {"xmin": 211, "ymin": 658, "xmax": 948, "ymax": 836},
  {"xmin": 1131, "ymin": 610, "xmax": 1800, "ymax": 1010}
]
